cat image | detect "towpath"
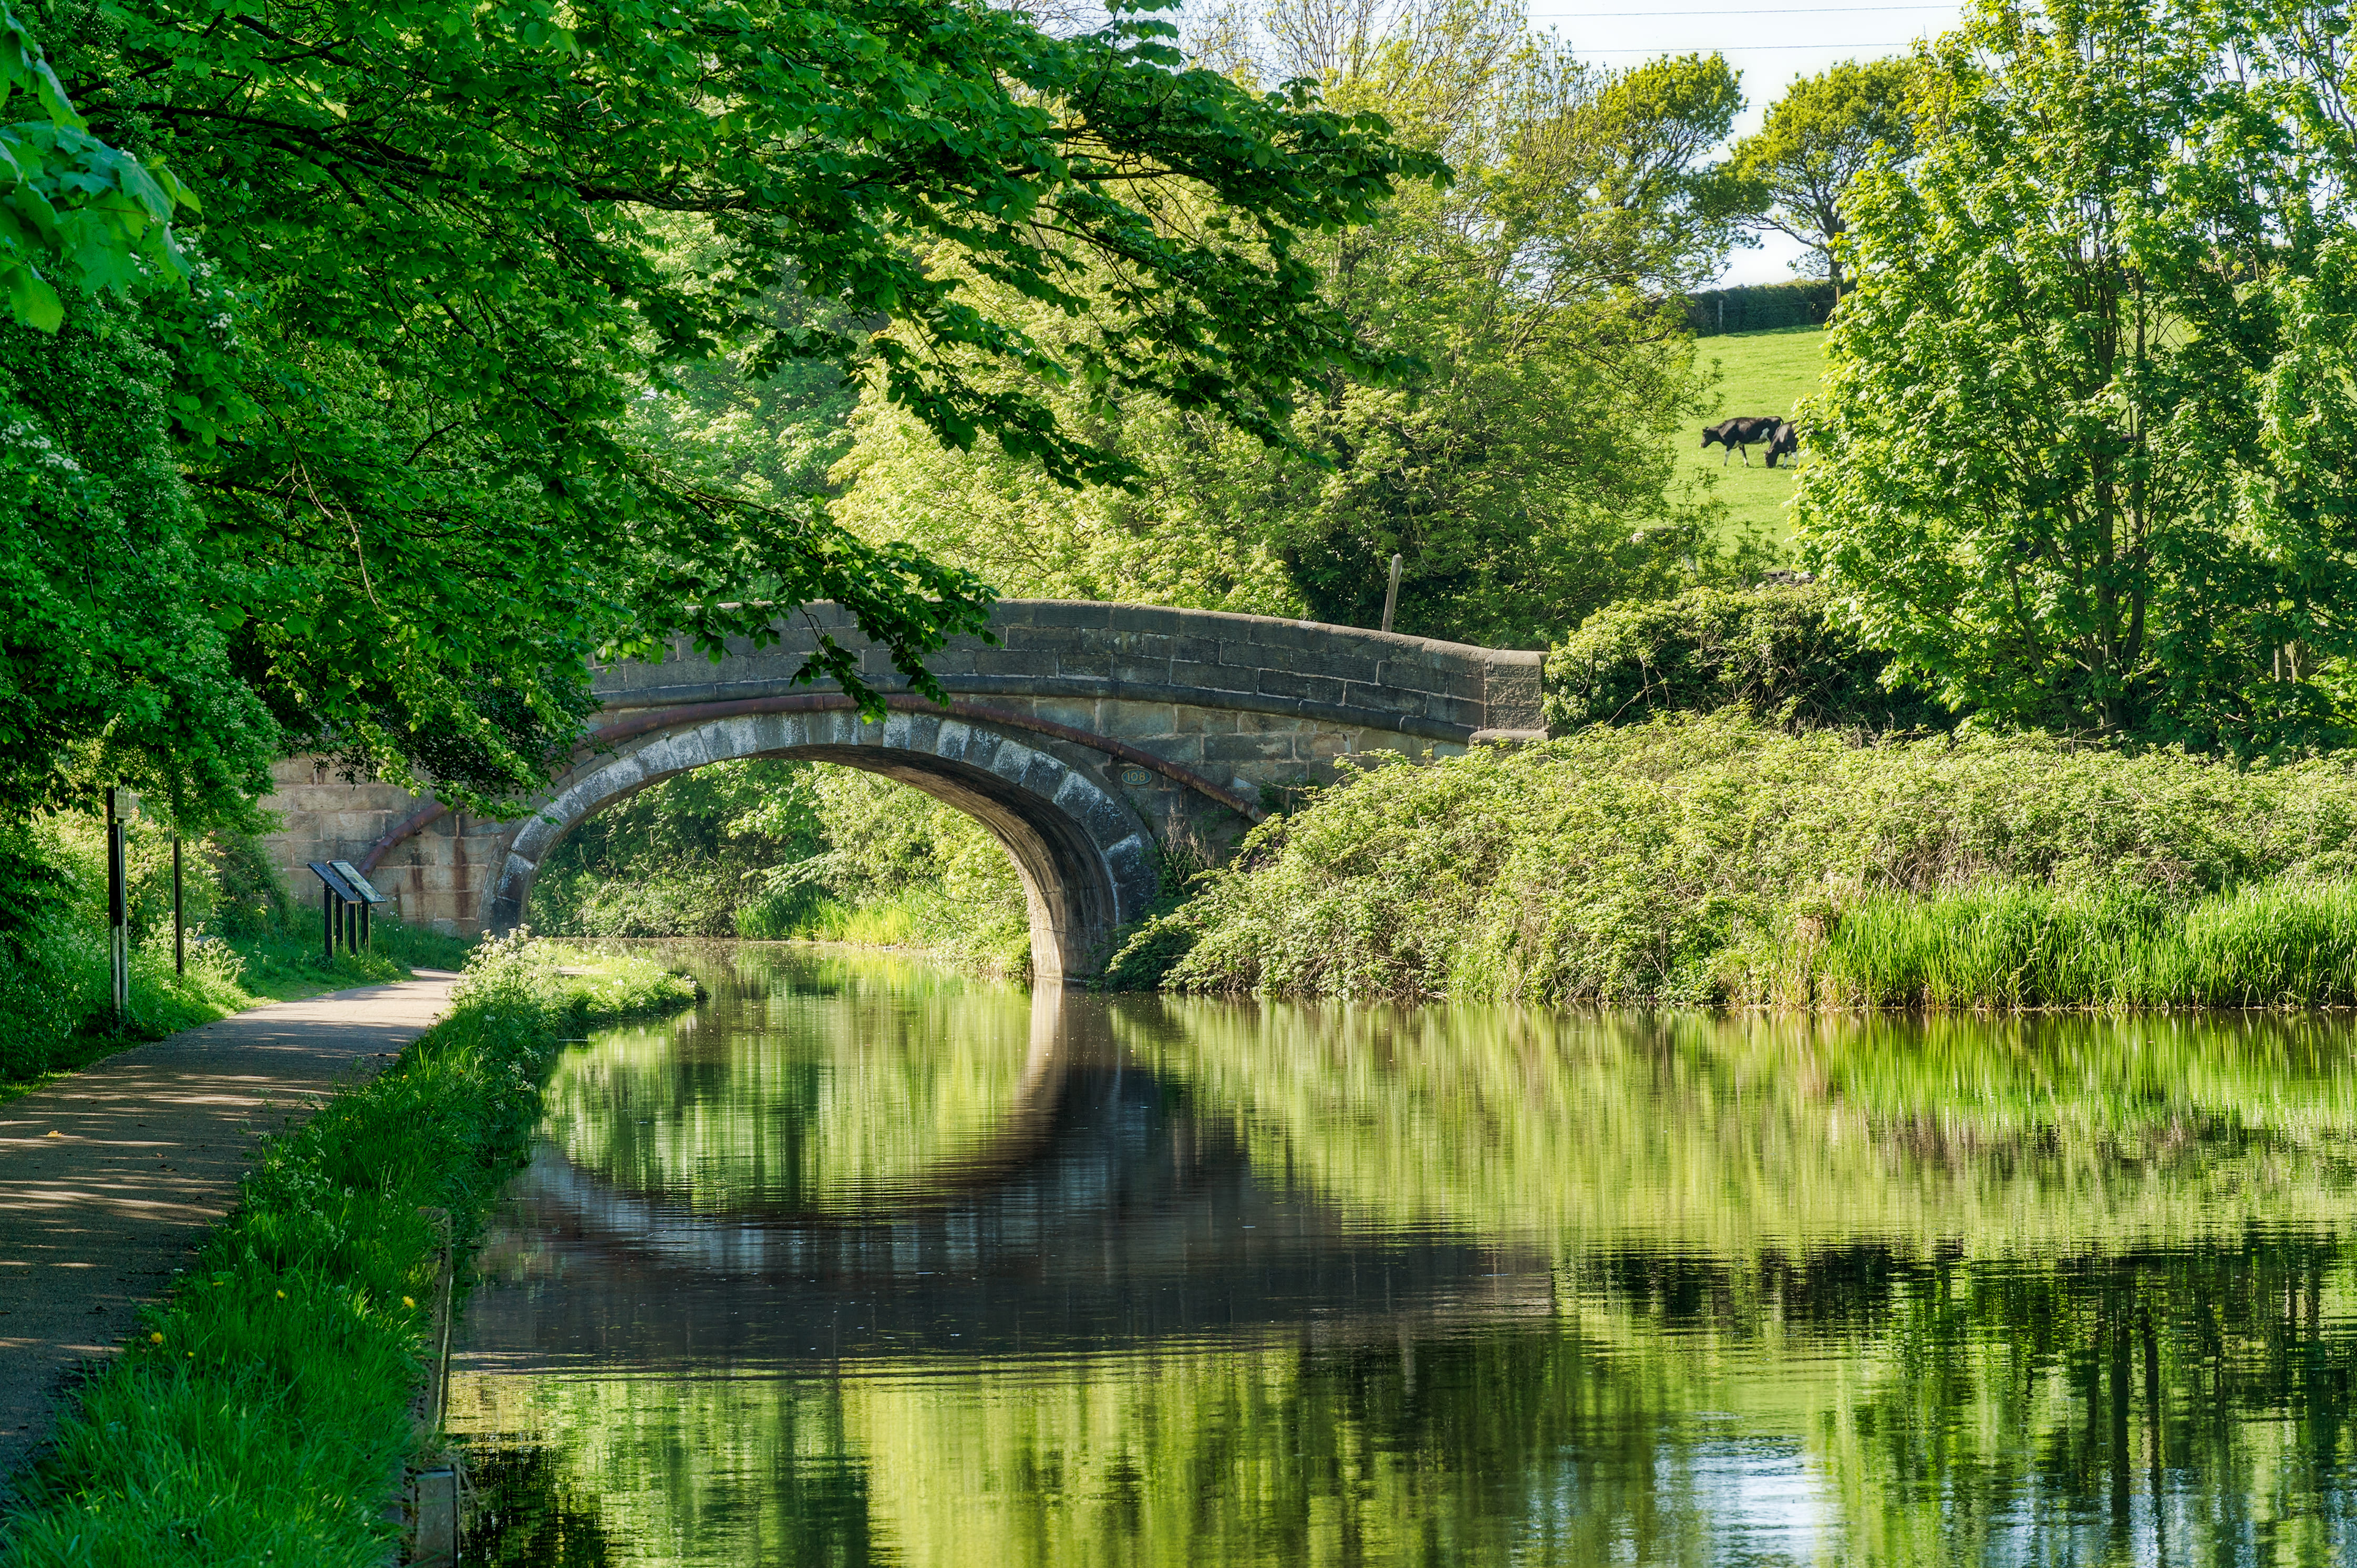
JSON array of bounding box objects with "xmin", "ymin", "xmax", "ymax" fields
[{"xmin": 0, "ymin": 972, "xmax": 461, "ymax": 1502}]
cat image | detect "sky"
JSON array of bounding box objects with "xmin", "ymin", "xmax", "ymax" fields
[{"xmin": 1518, "ymin": 0, "xmax": 1967, "ymax": 283}]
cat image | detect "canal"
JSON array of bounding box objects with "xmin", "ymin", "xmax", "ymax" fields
[{"xmin": 451, "ymin": 943, "xmax": 2357, "ymax": 1565}]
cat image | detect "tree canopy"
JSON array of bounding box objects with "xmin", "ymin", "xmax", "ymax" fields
[
  {"xmin": 1796, "ymin": 0, "xmax": 2357, "ymax": 752},
  {"xmin": 830, "ymin": 0, "xmax": 1765, "ymax": 646},
  {"xmin": 4, "ymin": 0, "xmax": 1445, "ymax": 831},
  {"xmin": 1728, "ymin": 58, "xmax": 1915, "ymax": 292}
]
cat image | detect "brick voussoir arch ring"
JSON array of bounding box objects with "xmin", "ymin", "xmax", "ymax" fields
[{"xmin": 482, "ymin": 707, "xmax": 1162, "ymax": 988}]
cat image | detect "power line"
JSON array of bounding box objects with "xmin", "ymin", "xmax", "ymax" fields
[
  {"xmin": 1570, "ymin": 40, "xmax": 1919, "ymax": 48},
  {"xmin": 1548, "ymin": 4, "xmax": 1948, "ymax": 12}
]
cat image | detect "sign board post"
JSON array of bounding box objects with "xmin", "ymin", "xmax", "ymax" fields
[
  {"xmin": 308, "ymin": 862, "xmax": 367, "ymax": 962},
  {"xmin": 332, "ymin": 862, "xmax": 389, "ymax": 951},
  {"xmin": 105, "ymin": 788, "xmax": 128, "ymax": 1027},
  {"xmin": 309, "ymin": 861, "xmax": 390, "ymax": 959}
]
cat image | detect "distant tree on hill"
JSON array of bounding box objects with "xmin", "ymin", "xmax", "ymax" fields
[
  {"xmin": 833, "ymin": 3, "xmax": 1769, "ymax": 647},
  {"xmin": 1730, "ymin": 58, "xmax": 1917, "ymax": 292}
]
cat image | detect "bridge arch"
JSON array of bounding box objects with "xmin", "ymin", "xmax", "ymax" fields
[
  {"xmin": 261, "ymin": 601, "xmax": 1547, "ymax": 983},
  {"xmin": 489, "ymin": 708, "xmax": 1161, "ymax": 987}
]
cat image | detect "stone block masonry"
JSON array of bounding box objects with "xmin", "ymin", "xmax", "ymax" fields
[{"xmin": 259, "ymin": 602, "xmax": 1544, "ymax": 981}]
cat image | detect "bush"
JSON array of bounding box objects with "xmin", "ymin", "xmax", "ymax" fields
[
  {"xmin": 0, "ymin": 937, "xmax": 694, "ymax": 1566},
  {"xmin": 1684, "ymin": 281, "xmax": 1838, "ymax": 336},
  {"xmin": 1161, "ymin": 713, "xmax": 2357, "ymax": 1006},
  {"xmin": 1545, "ymin": 581, "xmax": 1950, "ymax": 734}
]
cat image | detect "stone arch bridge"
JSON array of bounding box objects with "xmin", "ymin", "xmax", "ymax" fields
[{"xmin": 262, "ymin": 603, "xmax": 1544, "ymax": 984}]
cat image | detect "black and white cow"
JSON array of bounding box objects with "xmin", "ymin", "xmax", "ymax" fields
[
  {"xmin": 1763, "ymin": 420, "xmax": 1800, "ymax": 468},
  {"xmin": 1701, "ymin": 416, "xmax": 1781, "ymax": 466}
]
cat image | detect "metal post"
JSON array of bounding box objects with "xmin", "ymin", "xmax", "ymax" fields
[
  {"xmin": 359, "ymin": 897, "xmax": 371, "ymax": 950},
  {"xmin": 172, "ymin": 836, "xmax": 184, "ymax": 977},
  {"xmin": 1380, "ymin": 553, "xmax": 1403, "ymax": 635},
  {"xmin": 324, "ymin": 886, "xmax": 337, "ymax": 962},
  {"xmin": 106, "ymin": 788, "xmax": 129, "ymax": 1026}
]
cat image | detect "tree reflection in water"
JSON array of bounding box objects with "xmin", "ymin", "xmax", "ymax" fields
[{"xmin": 453, "ymin": 946, "xmax": 2357, "ymax": 1566}]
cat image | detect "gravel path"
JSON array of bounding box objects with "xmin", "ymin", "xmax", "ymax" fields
[{"xmin": 0, "ymin": 971, "xmax": 461, "ymax": 1502}]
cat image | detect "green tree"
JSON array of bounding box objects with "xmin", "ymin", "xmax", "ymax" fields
[
  {"xmin": 835, "ymin": 6, "xmax": 1762, "ymax": 646},
  {"xmin": 0, "ymin": 0, "xmax": 191, "ymax": 331},
  {"xmin": 1796, "ymin": 0, "xmax": 2357, "ymax": 749},
  {"xmin": 1728, "ymin": 58, "xmax": 1916, "ymax": 292},
  {"xmin": 0, "ymin": 300, "xmax": 278, "ymax": 830},
  {"xmin": 8, "ymin": 0, "xmax": 1443, "ymax": 838}
]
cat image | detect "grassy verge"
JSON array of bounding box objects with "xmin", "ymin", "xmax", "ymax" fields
[
  {"xmin": 1141, "ymin": 713, "xmax": 2357, "ymax": 1010},
  {"xmin": 0, "ymin": 937, "xmax": 696, "ymax": 1567},
  {"xmin": 2, "ymin": 809, "xmax": 482, "ymax": 1099},
  {"xmin": 1754, "ymin": 878, "xmax": 2357, "ymax": 1009},
  {"xmin": 0, "ymin": 920, "xmax": 478, "ymax": 1107}
]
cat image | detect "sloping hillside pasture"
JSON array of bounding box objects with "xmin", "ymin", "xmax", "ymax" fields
[{"xmin": 1687, "ymin": 326, "xmax": 1826, "ymax": 546}]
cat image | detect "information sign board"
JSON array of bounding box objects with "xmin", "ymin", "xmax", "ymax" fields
[{"xmin": 329, "ymin": 860, "xmax": 390, "ymax": 905}]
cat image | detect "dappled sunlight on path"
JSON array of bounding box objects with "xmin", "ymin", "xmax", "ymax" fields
[{"xmin": 0, "ymin": 972, "xmax": 460, "ymax": 1499}]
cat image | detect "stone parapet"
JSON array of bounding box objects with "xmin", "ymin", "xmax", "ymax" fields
[
  {"xmin": 594, "ymin": 602, "xmax": 1544, "ymax": 743},
  {"xmin": 259, "ymin": 601, "xmax": 1546, "ymax": 956}
]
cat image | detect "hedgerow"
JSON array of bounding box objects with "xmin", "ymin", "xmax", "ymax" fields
[{"xmin": 1148, "ymin": 714, "xmax": 2357, "ymax": 1006}]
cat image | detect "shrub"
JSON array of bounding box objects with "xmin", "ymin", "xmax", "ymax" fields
[
  {"xmin": 1545, "ymin": 581, "xmax": 1949, "ymax": 733},
  {"xmin": 1678, "ymin": 282, "xmax": 1838, "ymax": 337},
  {"xmin": 1684, "ymin": 281, "xmax": 1838, "ymax": 336},
  {"xmin": 1162, "ymin": 713, "xmax": 2357, "ymax": 1006}
]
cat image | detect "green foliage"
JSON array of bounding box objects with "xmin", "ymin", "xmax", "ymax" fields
[
  {"xmin": 0, "ymin": 0, "xmax": 192, "ymax": 332},
  {"xmin": 531, "ymin": 761, "xmax": 1031, "ymax": 975},
  {"xmin": 7, "ymin": 0, "xmax": 1449, "ymax": 856},
  {"xmin": 833, "ymin": 10, "xmax": 1766, "ymax": 646},
  {"xmin": 0, "ymin": 936, "xmax": 693, "ymax": 1567},
  {"xmin": 532, "ymin": 760, "xmax": 823, "ymax": 940},
  {"xmin": 0, "ymin": 807, "xmax": 471, "ymax": 1090},
  {"xmin": 1797, "ymin": 0, "xmax": 2357, "ymax": 751},
  {"xmin": 747, "ymin": 770, "xmax": 1032, "ymax": 973},
  {"xmin": 0, "ymin": 301, "xmax": 278, "ymax": 829},
  {"xmin": 1544, "ymin": 580, "xmax": 1950, "ymax": 732},
  {"xmin": 1161, "ymin": 712, "xmax": 2357, "ymax": 1004},
  {"xmin": 1769, "ymin": 877, "xmax": 2357, "ymax": 1009},
  {"xmin": 1728, "ymin": 58, "xmax": 1917, "ymax": 290},
  {"xmin": 1683, "ymin": 279, "xmax": 1837, "ymax": 336}
]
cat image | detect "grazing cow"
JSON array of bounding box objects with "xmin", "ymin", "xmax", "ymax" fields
[
  {"xmin": 1701, "ymin": 416, "xmax": 1781, "ymax": 465},
  {"xmin": 1763, "ymin": 420, "xmax": 1799, "ymax": 468}
]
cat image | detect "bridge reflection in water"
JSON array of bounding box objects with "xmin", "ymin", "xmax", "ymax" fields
[{"xmin": 449, "ymin": 945, "xmax": 2357, "ymax": 1568}]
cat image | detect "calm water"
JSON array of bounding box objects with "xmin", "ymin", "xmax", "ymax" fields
[{"xmin": 450, "ymin": 944, "xmax": 2357, "ymax": 1566}]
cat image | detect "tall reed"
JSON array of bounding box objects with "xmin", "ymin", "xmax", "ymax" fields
[{"xmin": 1737, "ymin": 878, "xmax": 2357, "ymax": 1010}]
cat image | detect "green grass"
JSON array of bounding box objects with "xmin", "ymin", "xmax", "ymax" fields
[
  {"xmin": 1751, "ymin": 879, "xmax": 2357, "ymax": 1009},
  {"xmin": 0, "ymin": 937, "xmax": 696, "ymax": 1568},
  {"xmin": 0, "ymin": 920, "xmax": 481, "ymax": 1108},
  {"xmin": 1687, "ymin": 325, "xmax": 1827, "ymax": 546}
]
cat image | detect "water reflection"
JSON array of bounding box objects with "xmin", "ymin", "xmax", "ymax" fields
[{"xmin": 452, "ymin": 946, "xmax": 2357, "ymax": 1566}]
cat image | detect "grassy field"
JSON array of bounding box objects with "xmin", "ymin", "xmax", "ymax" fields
[{"xmin": 1686, "ymin": 325, "xmax": 1826, "ymax": 546}]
